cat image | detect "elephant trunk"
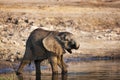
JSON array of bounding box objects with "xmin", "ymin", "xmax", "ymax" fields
[
  {"xmin": 74, "ymin": 41, "xmax": 80, "ymax": 50},
  {"xmin": 75, "ymin": 44, "xmax": 80, "ymax": 50},
  {"xmin": 70, "ymin": 40, "xmax": 80, "ymax": 50}
]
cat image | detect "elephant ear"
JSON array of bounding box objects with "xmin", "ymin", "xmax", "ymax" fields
[{"xmin": 42, "ymin": 33, "xmax": 65, "ymax": 55}]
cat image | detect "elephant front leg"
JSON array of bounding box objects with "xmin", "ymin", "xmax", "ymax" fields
[
  {"xmin": 49, "ymin": 56, "xmax": 58, "ymax": 74},
  {"xmin": 58, "ymin": 55, "xmax": 68, "ymax": 74},
  {"xmin": 34, "ymin": 60, "xmax": 41, "ymax": 80}
]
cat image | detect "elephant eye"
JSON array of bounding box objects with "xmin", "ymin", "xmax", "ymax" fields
[
  {"xmin": 65, "ymin": 36, "xmax": 72, "ymax": 41},
  {"xmin": 64, "ymin": 36, "xmax": 68, "ymax": 40}
]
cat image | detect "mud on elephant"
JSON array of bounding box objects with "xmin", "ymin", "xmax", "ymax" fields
[{"xmin": 16, "ymin": 28, "xmax": 79, "ymax": 80}]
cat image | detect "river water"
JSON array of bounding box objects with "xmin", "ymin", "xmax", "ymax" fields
[{"xmin": 0, "ymin": 58, "xmax": 120, "ymax": 80}]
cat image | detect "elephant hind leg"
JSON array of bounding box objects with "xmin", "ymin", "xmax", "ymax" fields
[
  {"xmin": 16, "ymin": 60, "xmax": 30, "ymax": 75},
  {"xmin": 16, "ymin": 47, "xmax": 33, "ymax": 75}
]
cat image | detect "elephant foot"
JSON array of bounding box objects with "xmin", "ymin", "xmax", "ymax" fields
[
  {"xmin": 62, "ymin": 70, "xmax": 68, "ymax": 74},
  {"xmin": 16, "ymin": 71, "xmax": 22, "ymax": 75},
  {"xmin": 52, "ymin": 71, "xmax": 58, "ymax": 75}
]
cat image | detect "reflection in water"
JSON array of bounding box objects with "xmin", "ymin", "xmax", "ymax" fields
[
  {"xmin": 17, "ymin": 74, "xmax": 67, "ymax": 80},
  {"xmin": 52, "ymin": 74, "xmax": 58, "ymax": 80},
  {"xmin": 1, "ymin": 59, "xmax": 120, "ymax": 80},
  {"xmin": 17, "ymin": 74, "xmax": 23, "ymax": 80},
  {"xmin": 62, "ymin": 74, "xmax": 67, "ymax": 80},
  {"xmin": 52, "ymin": 74, "xmax": 67, "ymax": 80}
]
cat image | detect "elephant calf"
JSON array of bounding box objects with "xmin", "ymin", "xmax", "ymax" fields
[{"xmin": 16, "ymin": 28, "xmax": 79, "ymax": 80}]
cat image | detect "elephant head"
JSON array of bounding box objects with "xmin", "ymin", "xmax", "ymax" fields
[
  {"xmin": 43, "ymin": 32, "xmax": 80, "ymax": 54},
  {"xmin": 57, "ymin": 32, "xmax": 80, "ymax": 54}
]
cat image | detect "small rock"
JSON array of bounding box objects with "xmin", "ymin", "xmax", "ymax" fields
[
  {"xmin": 24, "ymin": 19, "xmax": 29, "ymax": 23},
  {"xmin": 10, "ymin": 58, "xmax": 14, "ymax": 62},
  {"xmin": 1, "ymin": 38, "xmax": 8, "ymax": 43}
]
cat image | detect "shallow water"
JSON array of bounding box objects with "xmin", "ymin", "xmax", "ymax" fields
[{"xmin": 0, "ymin": 58, "xmax": 120, "ymax": 80}]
